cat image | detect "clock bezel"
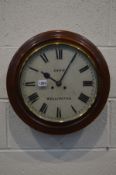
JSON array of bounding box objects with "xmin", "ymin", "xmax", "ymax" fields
[{"xmin": 6, "ymin": 30, "xmax": 110, "ymax": 134}]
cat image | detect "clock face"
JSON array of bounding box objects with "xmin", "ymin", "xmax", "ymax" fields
[{"xmin": 20, "ymin": 43, "xmax": 98, "ymax": 123}]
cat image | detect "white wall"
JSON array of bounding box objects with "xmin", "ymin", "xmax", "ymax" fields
[{"xmin": 0, "ymin": 0, "xmax": 116, "ymax": 174}]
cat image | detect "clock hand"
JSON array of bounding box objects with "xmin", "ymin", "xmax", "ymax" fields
[
  {"xmin": 41, "ymin": 71, "xmax": 58, "ymax": 84},
  {"xmin": 57, "ymin": 52, "xmax": 77, "ymax": 86}
]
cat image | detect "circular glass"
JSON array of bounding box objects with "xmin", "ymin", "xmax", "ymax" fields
[{"xmin": 20, "ymin": 43, "xmax": 98, "ymax": 122}]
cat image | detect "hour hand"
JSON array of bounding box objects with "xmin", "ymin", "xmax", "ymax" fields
[{"xmin": 41, "ymin": 71, "xmax": 57, "ymax": 84}]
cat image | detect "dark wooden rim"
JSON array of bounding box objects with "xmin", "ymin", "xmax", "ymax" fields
[{"xmin": 6, "ymin": 30, "xmax": 110, "ymax": 134}]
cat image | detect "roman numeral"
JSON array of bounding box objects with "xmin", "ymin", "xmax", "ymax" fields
[
  {"xmin": 28, "ymin": 92, "xmax": 39, "ymax": 104},
  {"xmin": 39, "ymin": 103, "xmax": 48, "ymax": 114},
  {"xmin": 28, "ymin": 66, "xmax": 39, "ymax": 72},
  {"xmin": 78, "ymin": 93, "xmax": 89, "ymax": 103},
  {"xmin": 79, "ymin": 65, "xmax": 89, "ymax": 73},
  {"xmin": 56, "ymin": 47, "xmax": 63, "ymax": 59},
  {"xmin": 83, "ymin": 81, "xmax": 93, "ymax": 86},
  {"xmin": 56, "ymin": 107, "xmax": 61, "ymax": 118},
  {"xmin": 24, "ymin": 82, "xmax": 35, "ymax": 86},
  {"xmin": 40, "ymin": 53, "xmax": 49, "ymax": 63},
  {"xmin": 71, "ymin": 105, "xmax": 77, "ymax": 114}
]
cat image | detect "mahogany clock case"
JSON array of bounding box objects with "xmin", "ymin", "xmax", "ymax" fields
[{"xmin": 6, "ymin": 30, "xmax": 110, "ymax": 134}]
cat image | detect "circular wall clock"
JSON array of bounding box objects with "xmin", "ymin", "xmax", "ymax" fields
[{"xmin": 6, "ymin": 30, "xmax": 110, "ymax": 134}]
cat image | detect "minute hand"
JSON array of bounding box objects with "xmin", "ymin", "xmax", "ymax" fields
[{"xmin": 59, "ymin": 52, "xmax": 77, "ymax": 83}]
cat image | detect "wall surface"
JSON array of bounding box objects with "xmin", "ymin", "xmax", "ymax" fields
[{"xmin": 0, "ymin": 0, "xmax": 116, "ymax": 174}]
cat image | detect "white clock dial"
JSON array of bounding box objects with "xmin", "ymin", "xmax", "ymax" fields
[{"xmin": 20, "ymin": 43, "xmax": 98, "ymax": 122}]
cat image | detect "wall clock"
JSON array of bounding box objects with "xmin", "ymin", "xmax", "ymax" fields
[{"xmin": 6, "ymin": 30, "xmax": 110, "ymax": 134}]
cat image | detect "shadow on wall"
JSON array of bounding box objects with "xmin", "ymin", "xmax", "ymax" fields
[{"xmin": 6, "ymin": 103, "xmax": 107, "ymax": 162}]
